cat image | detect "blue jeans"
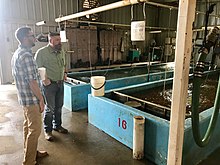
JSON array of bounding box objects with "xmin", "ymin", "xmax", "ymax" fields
[{"xmin": 43, "ymin": 82, "xmax": 64, "ymax": 133}]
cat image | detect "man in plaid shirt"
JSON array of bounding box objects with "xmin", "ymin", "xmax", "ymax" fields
[{"xmin": 11, "ymin": 27, "xmax": 48, "ymax": 165}]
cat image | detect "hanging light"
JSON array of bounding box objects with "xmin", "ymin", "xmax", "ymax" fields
[
  {"xmin": 149, "ymin": 30, "xmax": 162, "ymax": 34},
  {"xmin": 36, "ymin": 20, "xmax": 46, "ymax": 26}
]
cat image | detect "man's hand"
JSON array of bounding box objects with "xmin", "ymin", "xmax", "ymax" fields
[
  {"xmin": 39, "ymin": 98, "xmax": 45, "ymax": 113},
  {"xmin": 42, "ymin": 79, "xmax": 51, "ymax": 86},
  {"xmin": 29, "ymin": 80, "xmax": 46, "ymax": 113},
  {"xmin": 64, "ymin": 72, "xmax": 67, "ymax": 81}
]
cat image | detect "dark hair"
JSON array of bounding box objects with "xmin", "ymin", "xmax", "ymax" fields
[
  {"xmin": 48, "ymin": 31, "xmax": 60, "ymax": 37},
  {"xmin": 15, "ymin": 26, "xmax": 32, "ymax": 43}
]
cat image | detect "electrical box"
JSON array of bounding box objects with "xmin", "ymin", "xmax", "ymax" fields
[{"xmin": 128, "ymin": 50, "xmax": 140, "ymax": 62}]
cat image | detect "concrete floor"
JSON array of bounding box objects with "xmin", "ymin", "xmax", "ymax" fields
[{"xmin": 0, "ymin": 84, "xmax": 219, "ymax": 165}]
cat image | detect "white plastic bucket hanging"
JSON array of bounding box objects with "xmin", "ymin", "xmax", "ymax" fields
[
  {"xmin": 133, "ymin": 116, "xmax": 145, "ymax": 160},
  {"xmin": 130, "ymin": 2, "xmax": 146, "ymax": 42},
  {"xmin": 90, "ymin": 76, "xmax": 106, "ymax": 96},
  {"xmin": 60, "ymin": 30, "xmax": 67, "ymax": 42},
  {"xmin": 60, "ymin": 20, "xmax": 67, "ymax": 42},
  {"xmin": 131, "ymin": 21, "xmax": 145, "ymax": 41}
]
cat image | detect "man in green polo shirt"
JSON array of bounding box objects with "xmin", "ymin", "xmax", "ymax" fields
[{"xmin": 35, "ymin": 32, "xmax": 68, "ymax": 141}]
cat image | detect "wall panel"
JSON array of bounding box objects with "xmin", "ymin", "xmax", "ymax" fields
[
  {"xmin": 48, "ymin": 0, "xmax": 55, "ymax": 21},
  {"xmin": 0, "ymin": 0, "xmax": 78, "ymax": 84},
  {"xmin": 26, "ymin": 0, "xmax": 36, "ymax": 20},
  {"xmin": 34, "ymin": 0, "xmax": 42, "ymax": 21},
  {"xmin": 42, "ymin": 0, "xmax": 49, "ymax": 21}
]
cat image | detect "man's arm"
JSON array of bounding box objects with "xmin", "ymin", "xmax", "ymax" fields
[
  {"xmin": 63, "ymin": 50, "xmax": 68, "ymax": 81},
  {"xmin": 29, "ymin": 80, "xmax": 45, "ymax": 113},
  {"xmin": 35, "ymin": 49, "xmax": 51, "ymax": 86},
  {"xmin": 34, "ymin": 49, "xmax": 44, "ymax": 68},
  {"xmin": 22, "ymin": 53, "xmax": 45, "ymax": 112}
]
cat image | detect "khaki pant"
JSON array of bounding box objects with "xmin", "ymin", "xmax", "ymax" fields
[{"xmin": 22, "ymin": 104, "xmax": 42, "ymax": 165}]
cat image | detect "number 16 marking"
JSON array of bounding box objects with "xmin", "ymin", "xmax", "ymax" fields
[{"xmin": 118, "ymin": 118, "xmax": 127, "ymax": 129}]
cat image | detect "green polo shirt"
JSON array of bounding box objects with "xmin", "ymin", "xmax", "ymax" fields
[{"xmin": 35, "ymin": 44, "xmax": 66, "ymax": 81}]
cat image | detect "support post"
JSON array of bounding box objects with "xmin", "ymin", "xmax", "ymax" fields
[{"xmin": 167, "ymin": 0, "xmax": 196, "ymax": 165}]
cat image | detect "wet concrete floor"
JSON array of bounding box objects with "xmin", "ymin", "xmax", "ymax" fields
[
  {"xmin": 0, "ymin": 85, "xmax": 154, "ymax": 165},
  {"xmin": 0, "ymin": 85, "xmax": 219, "ymax": 165}
]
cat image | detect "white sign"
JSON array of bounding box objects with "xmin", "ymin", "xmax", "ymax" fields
[{"xmin": 131, "ymin": 21, "xmax": 145, "ymax": 41}]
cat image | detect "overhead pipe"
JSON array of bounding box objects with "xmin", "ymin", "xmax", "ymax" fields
[
  {"xmin": 56, "ymin": 0, "xmax": 220, "ymax": 23},
  {"xmin": 67, "ymin": 19, "xmax": 176, "ymax": 31},
  {"xmin": 55, "ymin": 0, "xmax": 178, "ymax": 23},
  {"xmin": 146, "ymin": 1, "xmax": 177, "ymax": 10},
  {"xmin": 55, "ymin": 0, "xmax": 147, "ymax": 23},
  {"xmin": 67, "ymin": 17, "xmax": 202, "ymax": 32},
  {"xmin": 146, "ymin": 2, "xmax": 220, "ymax": 18}
]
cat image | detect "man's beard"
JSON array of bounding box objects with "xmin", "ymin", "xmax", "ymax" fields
[{"xmin": 54, "ymin": 44, "xmax": 62, "ymax": 51}]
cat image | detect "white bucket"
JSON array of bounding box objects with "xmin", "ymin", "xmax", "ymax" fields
[
  {"xmin": 38, "ymin": 67, "xmax": 46, "ymax": 80},
  {"xmin": 90, "ymin": 76, "xmax": 105, "ymax": 96}
]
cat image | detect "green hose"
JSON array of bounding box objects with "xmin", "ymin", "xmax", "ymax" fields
[{"xmin": 192, "ymin": 51, "xmax": 220, "ymax": 147}]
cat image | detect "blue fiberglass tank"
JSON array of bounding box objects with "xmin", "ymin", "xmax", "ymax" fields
[
  {"xmin": 88, "ymin": 69, "xmax": 220, "ymax": 165},
  {"xmin": 64, "ymin": 62, "xmax": 175, "ymax": 111}
]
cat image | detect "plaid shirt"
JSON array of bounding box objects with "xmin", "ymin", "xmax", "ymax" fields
[{"xmin": 11, "ymin": 45, "xmax": 41, "ymax": 106}]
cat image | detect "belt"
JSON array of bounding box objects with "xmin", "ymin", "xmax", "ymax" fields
[{"xmin": 50, "ymin": 80, "xmax": 63, "ymax": 84}]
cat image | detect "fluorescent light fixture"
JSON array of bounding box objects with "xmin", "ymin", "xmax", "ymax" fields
[
  {"xmin": 149, "ymin": 30, "xmax": 162, "ymax": 34},
  {"xmin": 36, "ymin": 20, "xmax": 46, "ymax": 26}
]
